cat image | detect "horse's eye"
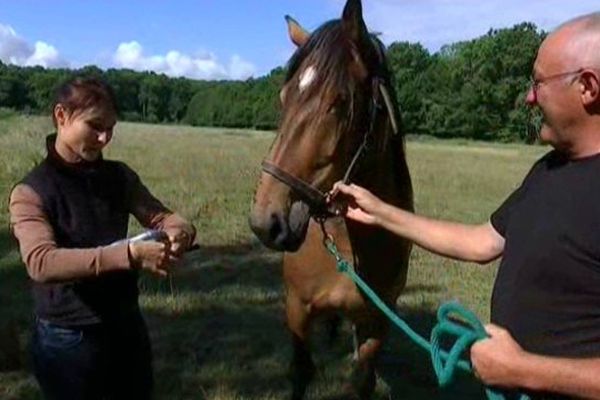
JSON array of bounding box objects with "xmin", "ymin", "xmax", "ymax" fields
[{"xmin": 327, "ymin": 97, "xmax": 346, "ymax": 115}]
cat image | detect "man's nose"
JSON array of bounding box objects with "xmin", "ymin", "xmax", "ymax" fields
[{"xmin": 525, "ymin": 87, "xmax": 537, "ymax": 105}]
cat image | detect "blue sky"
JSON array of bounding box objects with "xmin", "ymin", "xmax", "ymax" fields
[{"xmin": 1, "ymin": 1, "xmax": 599, "ymax": 80}]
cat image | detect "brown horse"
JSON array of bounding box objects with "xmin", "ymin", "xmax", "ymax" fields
[{"xmin": 249, "ymin": 0, "xmax": 413, "ymax": 398}]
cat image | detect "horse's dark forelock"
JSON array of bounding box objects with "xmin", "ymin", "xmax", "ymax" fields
[
  {"xmin": 286, "ymin": 20, "xmax": 350, "ymax": 83},
  {"xmin": 284, "ymin": 19, "xmax": 402, "ymax": 131},
  {"xmin": 284, "ymin": 20, "xmax": 360, "ymax": 116}
]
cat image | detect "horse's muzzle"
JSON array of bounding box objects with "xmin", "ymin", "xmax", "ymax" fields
[{"xmin": 249, "ymin": 201, "xmax": 310, "ymax": 252}]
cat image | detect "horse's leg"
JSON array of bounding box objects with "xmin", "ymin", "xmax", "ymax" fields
[
  {"xmin": 286, "ymin": 292, "xmax": 315, "ymax": 400},
  {"xmin": 346, "ymin": 318, "xmax": 388, "ymax": 399}
]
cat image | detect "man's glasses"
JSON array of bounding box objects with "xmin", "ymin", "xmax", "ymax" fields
[{"xmin": 529, "ymin": 69, "xmax": 584, "ymax": 103}]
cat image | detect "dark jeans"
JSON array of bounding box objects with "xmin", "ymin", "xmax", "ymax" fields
[{"xmin": 31, "ymin": 312, "xmax": 153, "ymax": 400}]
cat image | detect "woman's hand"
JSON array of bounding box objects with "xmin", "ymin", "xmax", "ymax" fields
[
  {"xmin": 163, "ymin": 227, "xmax": 192, "ymax": 256},
  {"xmin": 128, "ymin": 240, "xmax": 172, "ymax": 277}
]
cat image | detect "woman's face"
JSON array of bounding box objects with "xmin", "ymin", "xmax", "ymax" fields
[{"xmin": 55, "ymin": 104, "xmax": 117, "ymax": 162}]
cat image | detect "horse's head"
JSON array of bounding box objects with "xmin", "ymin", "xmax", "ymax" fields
[{"xmin": 250, "ymin": 0, "xmax": 399, "ymax": 251}]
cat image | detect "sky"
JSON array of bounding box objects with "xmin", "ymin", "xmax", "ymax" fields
[{"xmin": 1, "ymin": 1, "xmax": 599, "ymax": 81}]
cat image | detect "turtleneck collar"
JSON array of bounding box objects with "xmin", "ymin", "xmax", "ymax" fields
[{"xmin": 45, "ymin": 133, "xmax": 104, "ymax": 174}]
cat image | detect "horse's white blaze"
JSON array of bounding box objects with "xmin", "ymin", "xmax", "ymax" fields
[{"xmin": 298, "ymin": 65, "xmax": 317, "ymax": 92}]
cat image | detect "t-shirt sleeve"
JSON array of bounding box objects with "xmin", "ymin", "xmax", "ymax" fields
[
  {"xmin": 490, "ymin": 153, "xmax": 549, "ymax": 237},
  {"xmin": 490, "ymin": 186, "xmax": 524, "ymax": 237}
]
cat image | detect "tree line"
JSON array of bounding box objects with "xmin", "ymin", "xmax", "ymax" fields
[{"xmin": 0, "ymin": 22, "xmax": 544, "ymax": 142}]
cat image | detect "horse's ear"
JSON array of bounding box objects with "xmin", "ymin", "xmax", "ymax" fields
[
  {"xmin": 342, "ymin": 0, "xmax": 379, "ymax": 71},
  {"xmin": 342, "ymin": 0, "xmax": 368, "ymax": 43},
  {"xmin": 285, "ymin": 15, "xmax": 309, "ymax": 47}
]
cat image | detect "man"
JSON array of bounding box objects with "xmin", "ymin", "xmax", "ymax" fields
[{"xmin": 332, "ymin": 12, "xmax": 600, "ymax": 399}]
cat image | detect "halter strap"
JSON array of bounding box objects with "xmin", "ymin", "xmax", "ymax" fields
[{"xmin": 261, "ymin": 160, "xmax": 332, "ymax": 217}]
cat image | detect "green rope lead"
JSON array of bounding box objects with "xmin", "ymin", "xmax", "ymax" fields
[{"xmin": 324, "ymin": 239, "xmax": 529, "ymax": 400}]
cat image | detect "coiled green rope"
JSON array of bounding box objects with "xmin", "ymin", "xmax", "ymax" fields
[{"xmin": 324, "ymin": 238, "xmax": 528, "ymax": 400}]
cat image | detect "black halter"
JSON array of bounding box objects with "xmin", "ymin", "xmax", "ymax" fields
[{"xmin": 261, "ymin": 76, "xmax": 385, "ymax": 220}]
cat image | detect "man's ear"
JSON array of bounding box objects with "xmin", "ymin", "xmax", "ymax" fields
[{"xmin": 580, "ymin": 69, "xmax": 600, "ymax": 107}]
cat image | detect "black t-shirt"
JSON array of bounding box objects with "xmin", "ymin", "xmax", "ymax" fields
[{"xmin": 490, "ymin": 150, "xmax": 600, "ymax": 357}]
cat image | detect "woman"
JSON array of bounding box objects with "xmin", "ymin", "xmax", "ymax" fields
[{"xmin": 9, "ymin": 77, "xmax": 196, "ymax": 399}]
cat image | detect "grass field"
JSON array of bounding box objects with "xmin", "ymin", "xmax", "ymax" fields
[{"xmin": 0, "ymin": 115, "xmax": 547, "ymax": 399}]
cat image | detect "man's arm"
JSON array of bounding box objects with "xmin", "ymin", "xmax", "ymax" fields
[
  {"xmin": 471, "ymin": 324, "xmax": 600, "ymax": 399},
  {"xmin": 376, "ymin": 204, "xmax": 504, "ymax": 263},
  {"xmin": 332, "ymin": 182, "xmax": 505, "ymax": 263}
]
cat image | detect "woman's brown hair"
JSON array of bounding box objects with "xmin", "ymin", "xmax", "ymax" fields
[{"xmin": 52, "ymin": 77, "xmax": 118, "ymax": 128}]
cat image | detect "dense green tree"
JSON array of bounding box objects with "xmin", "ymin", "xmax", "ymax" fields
[
  {"xmin": 387, "ymin": 42, "xmax": 432, "ymax": 135},
  {"xmin": 105, "ymin": 69, "xmax": 142, "ymax": 120},
  {"xmin": 0, "ymin": 22, "xmax": 547, "ymax": 142},
  {"xmin": 27, "ymin": 69, "xmax": 69, "ymax": 113}
]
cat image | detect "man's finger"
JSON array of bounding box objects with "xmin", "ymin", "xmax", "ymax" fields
[
  {"xmin": 484, "ymin": 323, "xmax": 504, "ymax": 337},
  {"xmin": 333, "ymin": 182, "xmax": 354, "ymax": 195},
  {"xmin": 349, "ymin": 183, "xmax": 369, "ymax": 196},
  {"xmin": 326, "ymin": 188, "xmax": 339, "ymax": 203},
  {"xmin": 472, "ymin": 364, "xmax": 481, "ymax": 380},
  {"xmin": 328, "ymin": 182, "xmax": 346, "ymax": 201}
]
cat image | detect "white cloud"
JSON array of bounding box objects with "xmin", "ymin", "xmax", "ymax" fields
[
  {"xmin": 113, "ymin": 41, "xmax": 256, "ymax": 80},
  {"xmin": 25, "ymin": 41, "xmax": 63, "ymax": 68},
  {"xmin": 328, "ymin": 0, "xmax": 600, "ymax": 52},
  {"xmin": 0, "ymin": 23, "xmax": 67, "ymax": 68},
  {"xmin": 0, "ymin": 25, "xmax": 256, "ymax": 80},
  {"xmin": 229, "ymin": 55, "xmax": 256, "ymax": 80}
]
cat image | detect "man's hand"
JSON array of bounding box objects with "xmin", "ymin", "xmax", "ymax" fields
[
  {"xmin": 328, "ymin": 182, "xmax": 385, "ymax": 225},
  {"xmin": 471, "ymin": 324, "xmax": 529, "ymax": 388},
  {"xmin": 128, "ymin": 240, "xmax": 172, "ymax": 278}
]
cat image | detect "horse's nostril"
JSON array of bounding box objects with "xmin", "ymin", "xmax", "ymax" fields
[{"xmin": 269, "ymin": 212, "xmax": 290, "ymax": 246}]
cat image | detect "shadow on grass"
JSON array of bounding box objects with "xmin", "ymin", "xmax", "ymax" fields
[
  {"xmin": 0, "ymin": 229, "xmax": 40, "ymax": 399},
  {"xmin": 139, "ymin": 241, "xmax": 487, "ymax": 399},
  {"xmin": 0, "ymin": 228, "xmax": 32, "ymax": 332},
  {"xmin": 378, "ymin": 305, "xmax": 485, "ymax": 399},
  {"xmin": 0, "ymin": 227, "xmax": 18, "ymax": 260},
  {"xmin": 0, "ymin": 237, "xmax": 488, "ymax": 399},
  {"xmin": 140, "ymin": 241, "xmax": 291, "ymax": 399}
]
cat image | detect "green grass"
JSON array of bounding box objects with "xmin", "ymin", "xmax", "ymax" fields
[{"xmin": 0, "ymin": 115, "xmax": 547, "ymax": 399}]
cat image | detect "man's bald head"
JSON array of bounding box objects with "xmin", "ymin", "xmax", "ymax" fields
[
  {"xmin": 529, "ymin": 12, "xmax": 600, "ymax": 157},
  {"xmin": 547, "ymin": 12, "xmax": 600, "ymax": 69}
]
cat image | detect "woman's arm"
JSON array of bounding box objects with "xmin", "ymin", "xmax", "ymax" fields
[
  {"xmin": 9, "ymin": 184, "xmax": 131, "ymax": 283},
  {"xmin": 126, "ymin": 170, "xmax": 196, "ymax": 254}
]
